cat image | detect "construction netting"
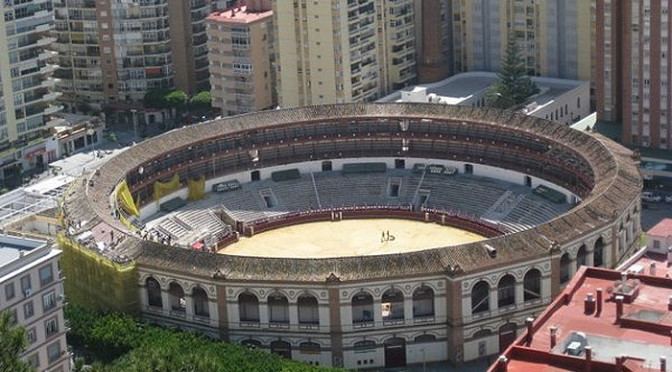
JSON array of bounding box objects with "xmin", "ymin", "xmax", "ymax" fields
[
  {"xmin": 187, "ymin": 176, "xmax": 206, "ymax": 201},
  {"xmin": 153, "ymin": 174, "xmax": 181, "ymax": 201},
  {"xmin": 117, "ymin": 180, "xmax": 140, "ymax": 216},
  {"xmin": 57, "ymin": 233, "xmax": 139, "ymax": 313}
]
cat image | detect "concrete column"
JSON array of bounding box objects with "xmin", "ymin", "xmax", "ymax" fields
[
  {"xmin": 541, "ymin": 276, "xmax": 551, "ymax": 300},
  {"xmin": 373, "ymin": 299, "xmax": 383, "ymax": 325},
  {"xmin": 489, "ymin": 287, "xmax": 498, "ymax": 311},
  {"xmin": 185, "ymin": 294, "xmax": 194, "ymax": 318},
  {"xmin": 515, "ymin": 282, "xmax": 524, "ymax": 305},
  {"xmin": 403, "ymin": 295, "xmax": 414, "ymax": 322},
  {"xmin": 161, "ymin": 290, "xmax": 170, "ymax": 314},
  {"xmin": 327, "ymin": 286, "xmax": 343, "ymax": 368},
  {"xmin": 259, "ymin": 300, "xmax": 269, "ymax": 326},
  {"xmin": 208, "ymin": 299, "xmax": 219, "ymax": 325},
  {"xmin": 289, "ymin": 302, "xmax": 299, "ymax": 328},
  {"xmin": 586, "ymin": 249, "xmax": 595, "ymax": 266},
  {"xmin": 569, "ymin": 258, "xmax": 578, "ymax": 277},
  {"xmin": 139, "ymin": 286, "xmax": 148, "ymax": 309}
]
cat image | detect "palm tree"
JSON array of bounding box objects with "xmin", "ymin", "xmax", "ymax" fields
[{"xmin": 0, "ymin": 311, "xmax": 32, "ymax": 372}]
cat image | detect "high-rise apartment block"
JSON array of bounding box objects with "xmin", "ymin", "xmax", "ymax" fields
[
  {"xmin": 273, "ymin": 0, "xmax": 417, "ymax": 107},
  {"xmin": 53, "ymin": 0, "xmax": 213, "ymax": 112},
  {"xmin": 1, "ymin": 235, "xmax": 69, "ymax": 371},
  {"xmin": 415, "ymin": 0, "xmax": 453, "ymax": 83},
  {"xmin": 207, "ymin": 0, "xmax": 275, "ymax": 115},
  {"xmin": 450, "ymin": 0, "xmax": 592, "ymax": 81},
  {"xmin": 0, "ymin": 0, "xmax": 62, "ymax": 182},
  {"xmin": 596, "ymin": 0, "xmax": 672, "ymax": 150}
]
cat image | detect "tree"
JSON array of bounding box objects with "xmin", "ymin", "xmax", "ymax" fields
[
  {"xmin": 189, "ymin": 91, "xmax": 212, "ymax": 116},
  {"xmin": 164, "ymin": 90, "xmax": 188, "ymax": 109},
  {"xmin": 486, "ymin": 37, "xmax": 539, "ymax": 109},
  {"xmin": 143, "ymin": 89, "xmax": 171, "ymax": 109},
  {"xmin": 0, "ymin": 311, "xmax": 32, "ymax": 372}
]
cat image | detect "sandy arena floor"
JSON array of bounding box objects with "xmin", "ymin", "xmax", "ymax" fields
[{"xmin": 219, "ymin": 218, "xmax": 485, "ymax": 258}]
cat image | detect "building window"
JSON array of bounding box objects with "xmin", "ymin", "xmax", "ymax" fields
[
  {"xmin": 7, "ymin": 308, "xmax": 17, "ymax": 325},
  {"xmin": 24, "ymin": 301, "xmax": 34, "ymax": 319},
  {"xmin": 27, "ymin": 327, "xmax": 37, "ymax": 344},
  {"xmin": 654, "ymin": 240, "xmax": 661, "ymax": 249},
  {"xmin": 45, "ymin": 317, "xmax": 59, "ymax": 338},
  {"xmin": 4, "ymin": 282, "xmax": 15, "ymax": 301},
  {"xmin": 42, "ymin": 291, "xmax": 57, "ymax": 312},
  {"xmin": 47, "ymin": 341, "xmax": 61, "ymax": 363},
  {"xmin": 523, "ymin": 269, "xmax": 542, "ymax": 301},
  {"xmin": 39, "ymin": 265, "xmax": 53, "ymax": 287},
  {"xmin": 20, "ymin": 274, "xmax": 31, "ymax": 296},
  {"xmin": 27, "ymin": 353, "xmax": 39, "ymax": 368}
]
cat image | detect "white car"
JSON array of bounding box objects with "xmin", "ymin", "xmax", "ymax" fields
[
  {"xmin": 642, "ymin": 192, "xmax": 662, "ymax": 202},
  {"xmin": 665, "ymin": 195, "xmax": 672, "ymax": 203}
]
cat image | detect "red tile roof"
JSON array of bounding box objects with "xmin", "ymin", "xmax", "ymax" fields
[
  {"xmin": 490, "ymin": 267, "xmax": 672, "ymax": 372},
  {"xmin": 648, "ymin": 218, "xmax": 672, "ymax": 237}
]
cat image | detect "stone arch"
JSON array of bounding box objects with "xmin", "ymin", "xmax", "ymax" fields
[
  {"xmin": 497, "ymin": 274, "xmax": 516, "ymax": 308},
  {"xmin": 145, "ymin": 277, "xmax": 162, "ymax": 308},
  {"xmin": 523, "ymin": 268, "xmax": 542, "ymax": 302},
  {"xmin": 471, "ymin": 280, "xmax": 490, "ymax": 315},
  {"xmin": 168, "ymin": 282, "xmax": 186, "ymax": 312}
]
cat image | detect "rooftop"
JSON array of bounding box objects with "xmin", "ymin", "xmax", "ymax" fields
[
  {"xmin": 491, "ymin": 267, "xmax": 672, "ymax": 372},
  {"xmin": 648, "ymin": 219, "xmax": 672, "ymax": 238},
  {"xmin": 207, "ymin": 6, "xmax": 272, "ymax": 24},
  {"xmin": 377, "ymin": 72, "xmax": 588, "ymax": 118},
  {"xmin": 0, "ymin": 234, "xmax": 49, "ymax": 279}
]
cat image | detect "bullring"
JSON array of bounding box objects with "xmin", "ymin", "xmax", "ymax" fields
[{"xmin": 60, "ymin": 103, "xmax": 642, "ymax": 369}]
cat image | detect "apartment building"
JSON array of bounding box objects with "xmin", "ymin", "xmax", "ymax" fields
[
  {"xmin": 596, "ymin": 0, "xmax": 672, "ymax": 150},
  {"xmin": 0, "ymin": 0, "xmax": 62, "ymax": 185},
  {"xmin": 53, "ymin": 0, "xmax": 213, "ymax": 112},
  {"xmin": 451, "ymin": 0, "xmax": 592, "ymax": 81},
  {"xmin": 273, "ymin": 0, "xmax": 417, "ymax": 107},
  {"xmin": 415, "ymin": 0, "xmax": 453, "ymax": 83},
  {"xmin": 0, "ymin": 235, "xmax": 69, "ymax": 371},
  {"xmin": 207, "ymin": 0, "xmax": 275, "ymax": 115}
]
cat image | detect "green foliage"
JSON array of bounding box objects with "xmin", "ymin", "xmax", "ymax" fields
[
  {"xmin": 143, "ymin": 89, "xmax": 172, "ymax": 109},
  {"xmin": 0, "ymin": 311, "xmax": 32, "ymax": 372},
  {"xmin": 190, "ymin": 91, "xmax": 212, "ymax": 110},
  {"xmin": 165, "ymin": 90, "xmax": 188, "ymax": 109},
  {"xmin": 486, "ymin": 37, "xmax": 540, "ymax": 109},
  {"xmin": 66, "ymin": 305, "xmax": 340, "ymax": 372}
]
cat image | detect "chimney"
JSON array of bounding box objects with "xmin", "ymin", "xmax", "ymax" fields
[
  {"xmin": 615, "ymin": 356, "xmax": 625, "ymax": 372},
  {"xmin": 668, "ymin": 247, "xmax": 672, "ymax": 266},
  {"xmin": 584, "ymin": 293, "xmax": 595, "ymax": 315},
  {"xmin": 549, "ymin": 326, "xmax": 558, "ymax": 349},
  {"xmin": 661, "ymin": 356, "xmax": 667, "ymax": 372},
  {"xmin": 669, "ymin": 330, "xmax": 672, "ymax": 346},
  {"xmin": 496, "ymin": 355, "xmax": 508, "ymax": 372},
  {"xmin": 651, "ymin": 262, "xmax": 657, "ymax": 276},
  {"xmin": 585, "ymin": 346, "xmax": 593, "ymax": 372},
  {"xmin": 596, "ymin": 288, "xmax": 603, "ymax": 316},
  {"xmin": 615, "ymin": 295, "xmax": 624, "ymax": 322},
  {"xmin": 668, "ymin": 296, "xmax": 672, "ymax": 311},
  {"xmin": 525, "ymin": 317, "xmax": 535, "ymax": 345}
]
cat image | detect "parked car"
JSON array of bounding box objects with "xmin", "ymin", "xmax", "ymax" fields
[
  {"xmin": 665, "ymin": 195, "xmax": 672, "ymax": 203},
  {"xmin": 642, "ymin": 191, "xmax": 662, "ymax": 202}
]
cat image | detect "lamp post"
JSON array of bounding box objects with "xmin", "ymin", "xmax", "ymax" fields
[
  {"xmin": 86, "ymin": 127, "xmax": 96, "ymax": 158},
  {"xmin": 130, "ymin": 109, "xmax": 138, "ymax": 139}
]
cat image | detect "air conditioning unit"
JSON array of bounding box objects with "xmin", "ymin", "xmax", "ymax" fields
[{"xmin": 23, "ymin": 289, "xmax": 31, "ymax": 297}]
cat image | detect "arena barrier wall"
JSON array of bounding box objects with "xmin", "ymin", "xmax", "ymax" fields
[
  {"xmin": 57, "ymin": 233, "xmax": 139, "ymax": 313},
  {"xmin": 238, "ymin": 206, "xmax": 502, "ymax": 239}
]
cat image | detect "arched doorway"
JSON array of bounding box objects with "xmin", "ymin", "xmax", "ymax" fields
[
  {"xmin": 594, "ymin": 237, "xmax": 605, "ymax": 267},
  {"xmin": 270, "ymin": 340, "xmax": 292, "ymax": 359},
  {"xmin": 384, "ymin": 338, "xmax": 406, "ymax": 368},
  {"xmin": 499, "ymin": 323, "xmax": 517, "ymax": 352}
]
